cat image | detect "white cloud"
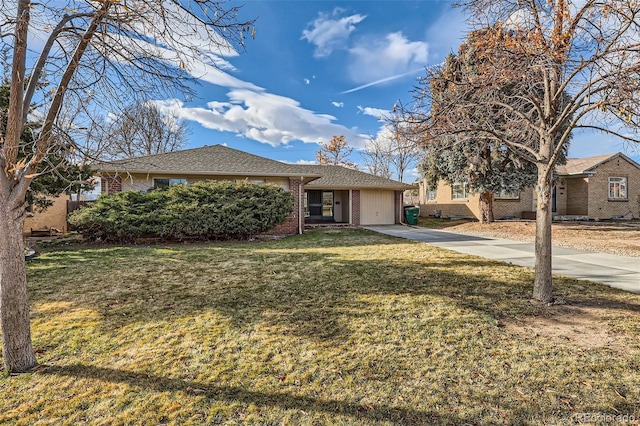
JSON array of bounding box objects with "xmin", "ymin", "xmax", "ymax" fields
[
  {"xmin": 161, "ymin": 91, "xmax": 370, "ymax": 149},
  {"xmin": 358, "ymin": 106, "xmax": 390, "ymax": 121},
  {"xmin": 281, "ymin": 159, "xmax": 318, "ymax": 165},
  {"xmin": 346, "ymin": 32, "xmax": 428, "ymax": 85},
  {"xmin": 112, "ymin": 28, "xmax": 368, "ymax": 149},
  {"xmin": 301, "ymin": 9, "xmax": 366, "ymax": 58},
  {"xmin": 332, "ymin": 101, "xmax": 344, "ymax": 108},
  {"xmin": 304, "ymin": 78, "xmax": 311, "ymax": 85}
]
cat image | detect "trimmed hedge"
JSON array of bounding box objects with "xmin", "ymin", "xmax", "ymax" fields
[{"xmin": 68, "ymin": 180, "xmax": 294, "ymax": 242}]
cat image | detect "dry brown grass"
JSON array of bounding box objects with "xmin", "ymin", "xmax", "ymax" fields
[
  {"xmin": 418, "ymin": 217, "xmax": 640, "ymax": 257},
  {"xmin": 2, "ymin": 229, "xmax": 639, "ymax": 424}
]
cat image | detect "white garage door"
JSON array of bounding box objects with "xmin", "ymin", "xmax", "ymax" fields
[{"xmin": 360, "ymin": 190, "xmax": 395, "ymax": 225}]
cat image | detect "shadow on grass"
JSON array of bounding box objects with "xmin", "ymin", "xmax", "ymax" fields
[
  {"xmin": 27, "ymin": 229, "xmax": 640, "ymax": 343},
  {"xmin": 38, "ymin": 364, "xmax": 450, "ymax": 425}
]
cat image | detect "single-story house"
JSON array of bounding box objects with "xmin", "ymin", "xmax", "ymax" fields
[
  {"xmin": 26, "ymin": 144, "xmax": 412, "ymax": 235},
  {"xmin": 418, "ymin": 152, "xmax": 640, "ymax": 221}
]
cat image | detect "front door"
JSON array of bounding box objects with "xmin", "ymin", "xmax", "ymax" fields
[
  {"xmin": 306, "ymin": 190, "xmax": 334, "ymax": 221},
  {"xmin": 322, "ymin": 191, "xmax": 334, "ymax": 219},
  {"xmin": 307, "ymin": 190, "xmax": 323, "ymax": 219}
]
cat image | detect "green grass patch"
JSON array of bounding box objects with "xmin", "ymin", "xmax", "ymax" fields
[{"xmin": 2, "ymin": 228, "xmax": 639, "ymax": 424}]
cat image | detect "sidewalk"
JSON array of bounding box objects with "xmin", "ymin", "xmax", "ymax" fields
[{"xmin": 361, "ymin": 225, "xmax": 640, "ymax": 294}]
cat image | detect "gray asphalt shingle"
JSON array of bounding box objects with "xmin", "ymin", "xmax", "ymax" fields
[{"xmin": 97, "ymin": 144, "xmax": 415, "ymax": 190}]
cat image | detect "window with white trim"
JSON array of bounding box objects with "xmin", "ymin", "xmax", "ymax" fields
[
  {"xmin": 451, "ymin": 182, "xmax": 468, "ymax": 199},
  {"xmin": 426, "ymin": 188, "xmax": 437, "ymax": 201},
  {"xmin": 608, "ymin": 177, "xmax": 627, "ymax": 199}
]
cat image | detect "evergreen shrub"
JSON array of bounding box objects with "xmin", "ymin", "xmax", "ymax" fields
[{"xmin": 68, "ymin": 180, "xmax": 294, "ymax": 242}]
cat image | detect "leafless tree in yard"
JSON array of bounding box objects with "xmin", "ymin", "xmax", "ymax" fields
[
  {"xmin": 361, "ymin": 136, "xmax": 393, "ymax": 179},
  {"xmin": 0, "ymin": 0, "xmax": 254, "ymax": 373},
  {"xmin": 398, "ymin": 0, "xmax": 640, "ymax": 302},
  {"xmin": 316, "ymin": 135, "xmax": 359, "ymax": 170},
  {"xmin": 102, "ymin": 101, "xmax": 189, "ymax": 160},
  {"xmin": 362, "ymin": 118, "xmax": 421, "ymax": 182},
  {"xmin": 385, "ymin": 118, "xmax": 421, "ymax": 183}
]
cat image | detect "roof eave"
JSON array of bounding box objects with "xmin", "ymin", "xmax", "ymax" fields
[{"xmin": 97, "ymin": 168, "xmax": 322, "ymax": 180}]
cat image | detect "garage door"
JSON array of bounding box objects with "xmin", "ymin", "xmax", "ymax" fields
[{"xmin": 360, "ymin": 190, "xmax": 395, "ymax": 225}]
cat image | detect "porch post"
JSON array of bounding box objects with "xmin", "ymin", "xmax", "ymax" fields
[{"xmin": 348, "ymin": 190, "xmax": 352, "ymax": 224}]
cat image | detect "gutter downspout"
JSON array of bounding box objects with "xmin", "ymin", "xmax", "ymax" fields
[{"xmin": 299, "ymin": 177, "xmax": 303, "ymax": 234}]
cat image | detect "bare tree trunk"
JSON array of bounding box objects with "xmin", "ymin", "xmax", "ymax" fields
[
  {"xmin": 0, "ymin": 178, "xmax": 37, "ymax": 373},
  {"xmin": 478, "ymin": 191, "xmax": 494, "ymax": 224},
  {"xmin": 533, "ymin": 163, "xmax": 554, "ymax": 303}
]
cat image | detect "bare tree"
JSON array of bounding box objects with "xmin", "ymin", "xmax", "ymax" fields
[
  {"xmin": 400, "ymin": 1, "xmax": 640, "ymax": 302},
  {"xmin": 316, "ymin": 135, "xmax": 358, "ymax": 170},
  {"xmin": 362, "ymin": 121, "xmax": 421, "ymax": 182},
  {"xmin": 0, "ymin": 0, "xmax": 254, "ymax": 372},
  {"xmin": 103, "ymin": 102, "xmax": 189, "ymax": 159},
  {"xmin": 361, "ymin": 136, "xmax": 392, "ymax": 179},
  {"xmin": 386, "ymin": 119, "xmax": 421, "ymax": 183}
]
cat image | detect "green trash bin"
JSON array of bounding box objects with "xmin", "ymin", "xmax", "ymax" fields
[{"xmin": 404, "ymin": 206, "xmax": 419, "ymax": 225}]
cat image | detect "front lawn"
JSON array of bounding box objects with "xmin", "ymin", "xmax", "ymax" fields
[{"xmin": 2, "ymin": 229, "xmax": 639, "ymax": 424}]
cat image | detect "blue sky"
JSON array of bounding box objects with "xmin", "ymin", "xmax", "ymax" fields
[{"xmin": 155, "ymin": 0, "xmax": 640, "ymax": 181}]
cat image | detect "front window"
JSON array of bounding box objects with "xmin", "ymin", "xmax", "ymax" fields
[
  {"xmin": 609, "ymin": 177, "xmax": 627, "ymax": 199},
  {"xmin": 426, "ymin": 188, "xmax": 437, "ymax": 201},
  {"xmin": 451, "ymin": 182, "xmax": 468, "ymax": 200},
  {"xmin": 496, "ymin": 190, "xmax": 519, "ymax": 200},
  {"xmin": 153, "ymin": 178, "xmax": 187, "ymax": 190}
]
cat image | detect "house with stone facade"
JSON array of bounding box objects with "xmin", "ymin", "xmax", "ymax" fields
[
  {"xmin": 418, "ymin": 152, "xmax": 640, "ymax": 221},
  {"xmin": 92, "ymin": 144, "xmax": 414, "ymax": 235}
]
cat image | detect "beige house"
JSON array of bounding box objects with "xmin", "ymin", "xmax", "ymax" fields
[
  {"xmin": 93, "ymin": 144, "xmax": 414, "ymax": 235},
  {"xmin": 24, "ymin": 195, "xmax": 71, "ymax": 234},
  {"xmin": 418, "ymin": 152, "xmax": 640, "ymax": 221}
]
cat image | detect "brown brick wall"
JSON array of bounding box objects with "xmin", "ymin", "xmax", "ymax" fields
[
  {"xmin": 493, "ymin": 189, "xmax": 535, "ymax": 219},
  {"xmin": 419, "ymin": 179, "xmax": 536, "ymax": 219},
  {"xmin": 263, "ymin": 178, "xmax": 302, "ymax": 235},
  {"xmin": 352, "ymin": 190, "xmax": 360, "ymax": 225},
  {"xmin": 554, "ymin": 179, "xmax": 569, "ymax": 215},
  {"xmin": 24, "ymin": 195, "xmax": 69, "ymax": 234},
  {"xmin": 101, "ymin": 175, "xmax": 122, "ymax": 194},
  {"xmin": 586, "ymin": 157, "xmax": 640, "ymax": 219}
]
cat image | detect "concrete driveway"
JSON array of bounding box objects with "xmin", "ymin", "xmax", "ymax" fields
[{"xmin": 361, "ymin": 225, "xmax": 640, "ymax": 294}]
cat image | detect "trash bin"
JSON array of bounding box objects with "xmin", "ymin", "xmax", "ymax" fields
[{"xmin": 404, "ymin": 206, "xmax": 419, "ymax": 225}]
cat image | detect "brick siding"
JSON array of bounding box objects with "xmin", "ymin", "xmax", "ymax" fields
[
  {"xmin": 352, "ymin": 190, "xmax": 360, "ymax": 225},
  {"xmin": 585, "ymin": 158, "xmax": 640, "ymax": 219},
  {"xmin": 263, "ymin": 178, "xmax": 303, "ymax": 235},
  {"xmin": 101, "ymin": 175, "xmax": 122, "ymax": 194}
]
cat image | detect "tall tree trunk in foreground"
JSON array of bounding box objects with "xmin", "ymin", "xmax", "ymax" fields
[
  {"xmin": 533, "ymin": 160, "xmax": 554, "ymax": 303},
  {"xmin": 1, "ymin": 0, "xmax": 37, "ymax": 373},
  {"xmin": 0, "ymin": 175, "xmax": 36, "ymax": 373},
  {"xmin": 478, "ymin": 191, "xmax": 494, "ymax": 224}
]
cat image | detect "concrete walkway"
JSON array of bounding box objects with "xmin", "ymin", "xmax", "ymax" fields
[{"xmin": 361, "ymin": 225, "xmax": 640, "ymax": 294}]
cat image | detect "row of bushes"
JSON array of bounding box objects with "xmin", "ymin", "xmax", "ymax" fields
[{"xmin": 68, "ymin": 180, "xmax": 294, "ymax": 242}]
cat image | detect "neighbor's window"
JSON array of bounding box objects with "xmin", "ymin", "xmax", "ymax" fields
[
  {"xmin": 496, "ymin": 190, "xmax": 520, "ymax": 200},
  {"xmin": 426, "ymin": 188, "xmax": 437, "ymax": 201},
  {"xmin": 153, "ymin": 178, "xmax": 187, "ymax": 190},
  {"xmin": 608, "ymin": 177, "xmax": 627, "ymax": 199},
  {"xmin": 451, "ymin": 182, "xmax": 468, "ymax": 199}
]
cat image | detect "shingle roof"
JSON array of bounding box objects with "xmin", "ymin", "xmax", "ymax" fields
[
  {"xmin": 294, "ymin": 165, "xmax": 415, "ymax": 190},
  {"xmin": 557, "ymin": 152, "xmax": 640, "ymax": 175},
  {"xmin": 96, "ymin": 144, "xmax": 415, "ymax": 190},
  {"xmin": 96, "ymin": 144, "xmax": 310, "ymax": 177}
]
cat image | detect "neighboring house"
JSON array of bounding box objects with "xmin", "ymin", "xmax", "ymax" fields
[
  {"xmin": 91, "ymin": 145, "xmax": 414, "ymax": 235},
  {"xmin": 24, "ymin": 195, "xmax": 71, "ymax": 234},
  {"xmin": 419, "ymin": 152, "xmax": 640, "ymax": 221}
]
